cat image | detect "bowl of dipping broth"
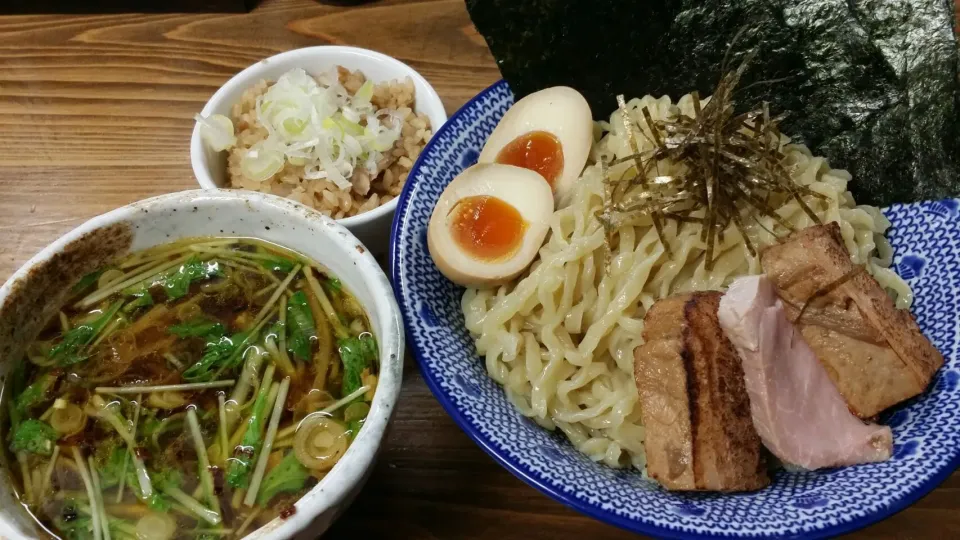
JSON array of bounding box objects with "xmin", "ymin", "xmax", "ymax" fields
[
  {"xmin": 0, "ymin": 189, "xmax": 403, "ymax": 539},
  {"xmin": 191, "ymin": 46, "xmax": 447, "ymax": 255}
]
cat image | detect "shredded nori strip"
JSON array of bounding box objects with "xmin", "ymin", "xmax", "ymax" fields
[{"xmin": 598, "ymin": 49, "xmax": 824, "ymax": 270}]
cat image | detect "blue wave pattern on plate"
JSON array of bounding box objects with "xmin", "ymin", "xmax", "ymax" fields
[{"xmin": 389, "ymin": 80, "xmax": 960, "ymax": 539}]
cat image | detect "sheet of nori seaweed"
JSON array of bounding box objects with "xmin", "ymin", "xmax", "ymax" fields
[{"xmin": 465, "ymin": 0, "xmax": 960, "ymax": 207}]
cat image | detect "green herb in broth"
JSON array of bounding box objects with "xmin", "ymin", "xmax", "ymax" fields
[
  {"xmin": 124, "ymin": 286, "xmax": 154, "ymax": 313},
  {"xmin": 226, "ymin": 364, "xmax": 274, "ymax": 490},
  {"xmin": 14, "ymin": 370, "xmax": 58, "ymax": 414},
  {"xmin": 258, "ymin": 256, "xmax": 296, "ymax": 274},
  {"xmin": 339, "ymin": 333, "xmax": 377, "ymax": 398},
  {"xmin": 181, "ymin": 332, "xmax": 247, "ymax": 382},
  {"xmin": 156, "ymin": 257, "xmax": 224, "ymax": 300},
  {"xmin": 256, "ymin": 452, "xmax": 308, "ymax": 505},
  {"xmin": 324, "ymin": 278, "xmax": 342, "ymax": 294},
  {"xmin": 48, "ymin": 300, "xmax": 123, "ymax": 366},
  {"xmin": 343, "ymin": 401, "xmax": 370, "ymax": 439},
  {"xmin": 169, "ymin": 319, "xmax": 225, "ymax": 340},
  {"xmin": 10, "ymin": 419, "xmax": 58, "ymax": 456},
  {"xmin": 95, "ymin": 446, "xmax": 127, "ymax": 488},
  {"xmin": 71, "ymin": 269, "xmax": 104, "ymax": 296},
  {"xmin": 3, "ymin": 238, "xmax": 379, "ymax": 539},
  {"xmin": 285, "ymin": 291, "xmax": 315, "ymax": 362}
]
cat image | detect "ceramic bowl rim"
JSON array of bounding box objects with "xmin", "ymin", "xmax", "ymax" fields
[
  {"xmin": 388, "ymin": 79, "xmax": 960, "ymax": 540},
  {"xmin": 0, "ymin": 188, "xmax": 404, "ymax": 540},
  {"xmin": 189, "ymin": 45, "xmax": 448, "ymax": 229}
]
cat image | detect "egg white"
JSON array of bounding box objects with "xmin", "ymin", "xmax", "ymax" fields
[
  {"xmin": 427, "ymin": 163, "xmax": 554, "ymax": 288},
  {"xmin": 478, "ymin": 86, "xmax": 593, "ymax": 204}
]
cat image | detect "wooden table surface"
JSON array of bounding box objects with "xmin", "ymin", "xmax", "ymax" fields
[{"xmin": 1, "ymin": 0, "xmax": 958, "ymax": 538}]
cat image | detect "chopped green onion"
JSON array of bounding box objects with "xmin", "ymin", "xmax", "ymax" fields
[
  {"xmin": 240, "ymin": 141, "xmax": 285, "ymax": 183},
  {"xmin": 334, "ymin": 113, "xmax": 364, "ymax": 137},
  {"xmin": 210, "ymin": 68, "xmax": 405, "ymax": 191},
  {"xmin": 353, "ymin": 80, "xmax": 374, "ymax": 105},
  {"xmin": 282, "ymin": 117, "xmax": 307, "ymax": 135},
  {"xmin": 195, "ymin": 114, "xmax": 236, "ymax": 152}
]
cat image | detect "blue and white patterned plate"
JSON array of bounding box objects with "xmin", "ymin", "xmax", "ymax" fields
[{"xmin": 389, "ymin": 80, "xmax": 960, "ymax": 539}]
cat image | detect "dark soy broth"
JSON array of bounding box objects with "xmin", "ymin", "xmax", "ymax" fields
[{"xmin": 4, "ymin": 237, "xmax": 378, "ymax": 539}]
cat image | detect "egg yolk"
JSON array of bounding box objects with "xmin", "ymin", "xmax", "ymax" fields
[
  {"xmin": 449, "ymin": 195, "xmax": 528, "ymax": 261},
  {"xmin": 494, "ymin": 131, "xmax": 564, "ymax": 188}
]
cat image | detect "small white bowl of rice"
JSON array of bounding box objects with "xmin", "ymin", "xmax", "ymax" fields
[{"xmin": 190, "ymin": 46, "xmax": 447, "ymax": 255}]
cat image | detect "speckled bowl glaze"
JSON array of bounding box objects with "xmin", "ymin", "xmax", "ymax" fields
[
  {"xmin": 0, "ymin": 189, "xmax": 404, "ymax": 539},
  {"xmin": 190, "ymin": 45, "xmax": 448, "ymax": 256},
  {"xmin": 390, "ymin": 80, "xmax": 960, "ymax": 539}
]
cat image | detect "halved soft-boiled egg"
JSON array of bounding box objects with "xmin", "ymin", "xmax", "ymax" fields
[
  {"xmin": 478, "ymin": 86, "xmax": 593, "ymax": 203},
  {"xmin": 428, "ymin": 163, "xmax": 554, "ymax": 288}
]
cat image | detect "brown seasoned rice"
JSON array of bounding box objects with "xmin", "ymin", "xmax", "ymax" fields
[{"xmin": 226, "ymin": 66, "xmax": 432, "ymax": 219}]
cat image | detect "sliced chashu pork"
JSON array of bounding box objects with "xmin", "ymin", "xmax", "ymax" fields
[
  {"xmin": 719, "ymin": 275, "xmax": 892, "ymax": 469},
  {"xmin": 760, "ymin": 223, "xmax": 943, "ymax": 418},
  {"xmin": 633, "ymin": 292, "xmax": 769, "ymax": 492}
]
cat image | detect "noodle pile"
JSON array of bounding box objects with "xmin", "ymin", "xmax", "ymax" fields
[{"xmin": 462, "ymin": 93, "xmax": 912, "ymax": 470}]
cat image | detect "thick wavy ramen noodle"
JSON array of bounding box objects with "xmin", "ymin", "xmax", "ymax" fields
[{"xmin": 462, "ymin": 94, "xmax": 911, "ymax": 470}]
